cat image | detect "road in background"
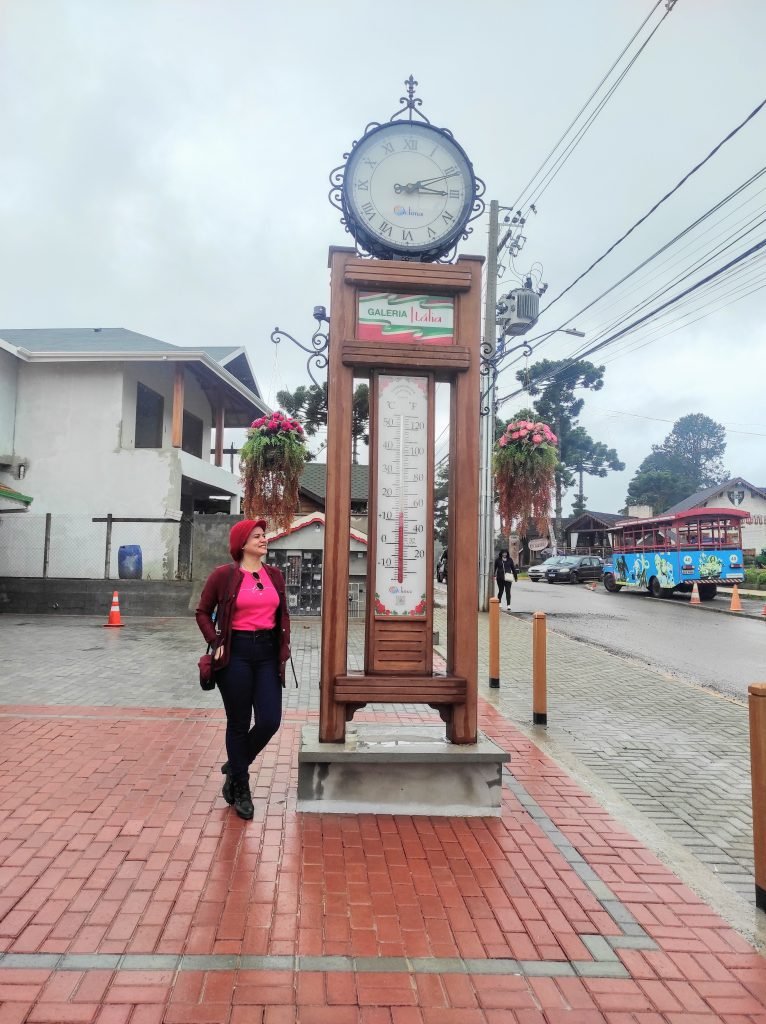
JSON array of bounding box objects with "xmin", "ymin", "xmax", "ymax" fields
[{"xmin": 509, "ymin": 579, "xmax": 765, "ymax": 699}]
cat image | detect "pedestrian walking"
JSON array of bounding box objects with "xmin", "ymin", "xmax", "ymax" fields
[
  {"xmin": 494, "ymin": 548, "xmax": 518, "ymax": 611},
  {"xmin": 196, "ymin": 518, "xmax": 291, "ymax": 820}
]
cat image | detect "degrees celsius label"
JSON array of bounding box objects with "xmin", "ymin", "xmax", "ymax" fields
[{"xmin": 374, "ymin": 375, "xmax": 429, "ymax": 617}]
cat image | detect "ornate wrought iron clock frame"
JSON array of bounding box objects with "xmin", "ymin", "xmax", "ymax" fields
[{"xmin": 329, "ymin": 76, "xmax": 485, "ymax": 263}]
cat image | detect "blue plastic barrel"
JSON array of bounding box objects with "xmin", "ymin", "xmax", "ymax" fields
[{"xmin": 118, "ymin": 545, "xmax": 143, "ymax": 579}]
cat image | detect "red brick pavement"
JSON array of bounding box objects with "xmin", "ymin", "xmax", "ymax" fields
[{"xmin": 1, "ymin": 699, "xmax": 764, "ymax": 1022}]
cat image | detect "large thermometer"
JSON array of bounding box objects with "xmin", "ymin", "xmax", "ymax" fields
[{"xmin": 374, "ymin": 375, "xmax": 430, "ymax": 616}]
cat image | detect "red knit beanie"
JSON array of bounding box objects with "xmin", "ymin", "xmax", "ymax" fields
[{"xmin": 229, "ymin": 518, "xmax": 267, "ymax": 561}]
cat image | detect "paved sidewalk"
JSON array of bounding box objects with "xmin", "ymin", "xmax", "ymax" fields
[
  {"xmin": 436, "ymin": 606, "xmax": 757, "ymax": 904},
  {"xmin": 1, "ymin": 614, "xmax": 766, "ymax": 1022}
]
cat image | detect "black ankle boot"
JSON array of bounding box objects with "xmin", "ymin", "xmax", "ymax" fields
[
  {"xmin": 232, "ymin": 778, "xmax": 254, "ymax": 820},
  {"xmin": 221, "ymin": 765, "xmax": 234, "ymax": 806}
]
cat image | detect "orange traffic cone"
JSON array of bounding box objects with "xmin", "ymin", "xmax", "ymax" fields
[
  {"xmin": 690, "ymin": 581, "xmax": 701, "ymax": 605},
  {"xmin": 730, "ymin": 584, "xmax": 742, "ymax": 613},
  {"xmin": 761, "ymin": 602, "xmax": 766, "ymax": 618},
  {"xmin": 104, "ymin": 591, "xmax": 124, "ymax": 627}
]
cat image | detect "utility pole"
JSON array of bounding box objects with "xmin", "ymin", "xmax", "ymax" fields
[{"xmin": 478, "ymin": 199, "xmax": 500, "ymax": 612}]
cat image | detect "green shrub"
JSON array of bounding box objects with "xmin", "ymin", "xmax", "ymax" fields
[
  {"xmin": 759, "ymin": 571, "xmax": 766, "ymax": 587},
  {"xmin": 745, "ymin": 568, "xmax": 761, "ymax": 586}
]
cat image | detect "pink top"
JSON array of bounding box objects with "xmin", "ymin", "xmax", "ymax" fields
[{"xmin": 231, "ymin": 567, "xmax": 280, "ymax": 631}]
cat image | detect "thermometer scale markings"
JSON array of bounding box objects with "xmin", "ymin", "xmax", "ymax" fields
[{"xmin": 375, "ymin": 376, "xmax": 428, "ymax": 616}]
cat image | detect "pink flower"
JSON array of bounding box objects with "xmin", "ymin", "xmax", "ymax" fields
[
  {"xmin": 518, "ymin": 428, "xmax": 529, "ymax": 438},
  {"xmin": 532, "ymin": 434, "xmax": 543, "ymax": 444},
  {"xmin": 510, "ymin": 431, "xmax": 520, "ymax": 440},
  {"xmin": 498, "ymin": 434, "xmax": 508, "ymax": 447},
  {"xmin": 550, "ymin": 434, "xmax": 558, "ymax": 444}
]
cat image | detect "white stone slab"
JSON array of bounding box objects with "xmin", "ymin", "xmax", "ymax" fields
[{"xmin": 297, "ymin": 724, "xmax": 510, "ymax": 816}]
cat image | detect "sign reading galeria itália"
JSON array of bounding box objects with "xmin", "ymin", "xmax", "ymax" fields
[{"xmin": 358, "ymin": 292, "xmax": 454, "ymax": 345}]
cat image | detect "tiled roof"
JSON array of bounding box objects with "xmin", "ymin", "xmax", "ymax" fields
[
  {"xmin": 0, "ymin": 328, "xmax": 179, "ymax": 353},
  {"xmin": 563, "ymin": 510, "xmax": 624, "ymax": 530},
  {"xmin": 300, "ymin": 463, "xmax": 369, "ymax": 502}
]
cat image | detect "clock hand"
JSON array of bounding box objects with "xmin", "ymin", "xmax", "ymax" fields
[
  {"xmin": 412, "ymin": 186, "xmax": 447, "ymax": 196},
  {"xmin": 416, "ymin": 172, "xmax": 459, "ymax": 187},
  {"xmin": 394, "ymin": 171, "xmax": 459, "ymax": 195}
]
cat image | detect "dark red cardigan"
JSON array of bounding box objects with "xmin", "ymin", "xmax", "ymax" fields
[{"xmin": 195, "ymin": 563, "xmax": 292, "ymax": 686}]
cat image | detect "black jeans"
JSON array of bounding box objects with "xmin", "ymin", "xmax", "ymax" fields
[
  {"xmin": 497, "ymin": 580, "xmax": 512, "ymax": 606},
  {"xmin": 216, "ymin": 631, "xmax": 282, "ymax": 785}
]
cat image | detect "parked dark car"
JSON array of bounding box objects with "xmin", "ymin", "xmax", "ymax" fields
[
  {"xmin": 528, "ymin": 556, "xmax": 566, "ymax": 582},
  {"xmin": 436, "ymin": 549, "xmax": 448, "ymax": 583},
  {"xmin": 545, "ymin": 555, "xmax": 604, "ymax": 584}
]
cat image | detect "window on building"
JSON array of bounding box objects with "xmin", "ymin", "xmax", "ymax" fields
[
  {"xmin": 182, "ymin": 411, "xmax": 203, "ymax": 458},
  {"xmin": 135, "ymin": 383, "xmax": 164, "ymax": 448}
]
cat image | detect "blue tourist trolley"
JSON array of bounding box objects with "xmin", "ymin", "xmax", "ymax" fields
[{"xmin": 602, "ymin": 507, "xmax": 748, "ymax": 601}]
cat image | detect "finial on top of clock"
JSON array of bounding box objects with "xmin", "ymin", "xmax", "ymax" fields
[
  {"xmin": 389, "ymin": 75, "xmax": 429, "ymax": 124},
  {"xmin": 329, "ymin": 77, "xmax": 485, "ymax": 263}
]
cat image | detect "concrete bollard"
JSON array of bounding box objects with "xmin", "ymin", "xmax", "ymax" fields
[
  {"xmin": 489, "ymin": 597, "xmax": 500, "ymax": 688},
  {"xmin": 749, "ymin": 683, "xmax": 766, "ymax": 909},
  {"xmin": 533, "ymin": 611, "xmax": 547, "ymax": 726}
]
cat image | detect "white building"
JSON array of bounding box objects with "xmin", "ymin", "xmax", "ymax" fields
[
  {"xmin": 266, "ymin": 512, "xmax": 368, "ymax": 618},
  {"xmin": 664, "ymin": 477, "xmax": 766, "ymax": 554},
  {"xmin": 0, "ymin": 328, "xmax": 268, "ymax": 579}
]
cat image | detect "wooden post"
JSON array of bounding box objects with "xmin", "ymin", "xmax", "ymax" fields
[
  {"xmin": 104, "ymin": 514, "xmax": 113, "ymax": 580},
  {"xmin": 172, "ymin": 364, "xmax": 184, "ymax": 449},
  {"xmin": 446, "ymin": 256, "xmax": 482, "ymax": 743},
  {"xmin": 214, "ymin": 404, "xmax": 224, "ymax": 467},
  {"xmin": 749, "ymin": 683, "xmax": 766, "ymax": 909},
  {"xmin": 319, "ymin": 248, "xmax": 356, "ymax": 742},
  {"xmin": 532, "ymin": 611, "xmax": 547, "ymax": 726},
  {"xmin": 43, "ymin": 513, "xmax": 52, "ymax": 579},
  {"xmin": 489, "ymin": 597, "xmax": 500, "ymax": 688}
]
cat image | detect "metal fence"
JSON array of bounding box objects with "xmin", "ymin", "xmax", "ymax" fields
[{"xmin": 0, "ymin": 513, "xmax": 192, "ymax": 580}]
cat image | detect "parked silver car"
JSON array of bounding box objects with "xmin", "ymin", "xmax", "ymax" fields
[{"xmin": 528, "ymin": 556, "xmax": 566, "ymax": 582}]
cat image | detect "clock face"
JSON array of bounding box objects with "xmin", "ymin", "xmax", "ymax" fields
[{"xmin": 342, "ymin": 121, "xmax": 476, "ymax": 259}]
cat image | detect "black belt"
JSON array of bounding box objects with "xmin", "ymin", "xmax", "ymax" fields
[{"xmin": 232, "ymin": 628, "xmax": 275, "ymax": 639}]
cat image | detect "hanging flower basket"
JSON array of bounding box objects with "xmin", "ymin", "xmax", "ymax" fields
[
  {"xmin": 494, "ymin": 419, "xmax": 558, "ymax": 538},
  {"xmin": 240, "ymin": 411, "xmax": 307, "ymax": 531}
]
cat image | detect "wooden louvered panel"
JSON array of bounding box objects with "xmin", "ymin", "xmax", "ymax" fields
[{"xmin": 369, "ymin": 619, "xmax": 430, "ymax": 674}]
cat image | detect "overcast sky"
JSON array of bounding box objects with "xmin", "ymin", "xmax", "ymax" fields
[{"xmin": 1, "ymin": 0, "xmax": 764, "ymax": 513}]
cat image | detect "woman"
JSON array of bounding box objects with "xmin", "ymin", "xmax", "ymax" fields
[
  {"xmin": 196, "ymin": 518, "xmax": 291, "ymax": 820},
  {"xmin": 494, "ymin": 548, "xmax": 518, "ymax": 611}
]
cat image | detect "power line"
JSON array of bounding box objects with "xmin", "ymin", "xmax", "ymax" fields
[
  {"xmin": 567, "ymin": 211, "xmax": 766, "ymax": 354},
  {"xmin": 497, "ymin": 236, "xmax": 766, "ymax": 406},
  {"xmin": 595, "ymin": 262, "xmax": 766, "ymax": 366},
  {"xmin": 498, "ymin": 0, "xmax": 667, "ymax": 253},
  {"xmin": 538, "ymin": 96, "xmax": 766, "ymax": 317},
  {"xmin": 525, "ymin": 4, "xmax": 675, "ymax": 214},
  {"xmin": 575, "ymin": 177, "xmax": 766, "ymax": 326},
  {"xmin": 535, "ymin": 244, "xmax": 765, "ymax": 374},
  {"xmin": 600, "ymin": 408, "xmax": 766, "ymax": 438},
  {"xmin": 493, "ymin": 165, "xmax": 766, "ymax": 377}
]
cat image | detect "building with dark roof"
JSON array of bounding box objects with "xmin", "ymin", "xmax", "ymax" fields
[
  {"xmin": 298, "ymin": 463, "xmax": 369, "ymax": 515},
  {"xmin": 0, "ymin": 327, "xmax": 268, "ymax": 579},
  {"xmin": 663, "ymin": 477, "xmax": 766, "ymax": 553},
  {"xmin": 561, "ymin": 510, "xmax": 627, "ymax": 554}
]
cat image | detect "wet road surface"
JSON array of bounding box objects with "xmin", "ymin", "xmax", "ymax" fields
[
  {"xmin": 432, "ymin": 578, "xmax": 765, "ymax": 700},
  {"xmin": 507, "ymin": 579, "xmax": 765, "ymax": 699}
]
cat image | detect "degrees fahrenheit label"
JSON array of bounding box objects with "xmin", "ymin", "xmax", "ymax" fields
[{"xmin": 374, "ymin": 375, "xmax": 429, "ymax": 617}]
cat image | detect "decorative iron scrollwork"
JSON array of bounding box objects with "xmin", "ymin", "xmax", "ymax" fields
[
  {"xmin": 329, "ymin": 76, "xmax": 485, "ymax": 263},
  {"xmin": 479, "ymin": 337, "xmax": 534, "ymax": 417},
  {"xmin": 270, "ymin": 306, "xmax": 330, "ymax": 388}
]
